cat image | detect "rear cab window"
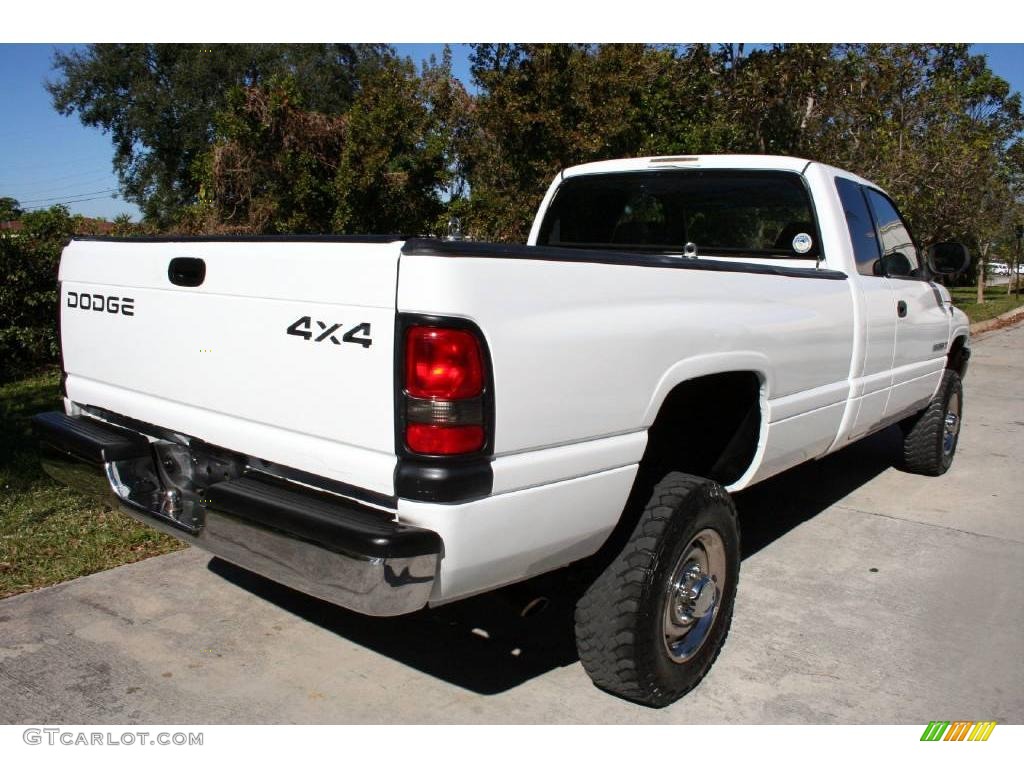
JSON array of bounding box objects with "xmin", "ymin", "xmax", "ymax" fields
[{"xmin": 536, "ymin": 170, "xmax": 822, "ymax": 262}]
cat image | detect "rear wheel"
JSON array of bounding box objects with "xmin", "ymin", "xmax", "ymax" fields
[
  {"xmin": 901, "ymin": 369, "xmax": 963, "ymax": 476},
  {"xmin": 574, "ymin": 472, "xmax": 740, "ymax": 707}
]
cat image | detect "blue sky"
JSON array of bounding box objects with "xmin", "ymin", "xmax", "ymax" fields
[{"xmin": 1, "ymin": 43, "xmax": 1021, "ymax": 222}]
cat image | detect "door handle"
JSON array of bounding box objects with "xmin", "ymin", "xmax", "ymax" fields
[
  {"xmin": 897, "ymin": 300, "xmax": 908, "ymax": 318},
  {"xmin": 168, "ymin": 257, "xmax": 206, "ymax": 287}
]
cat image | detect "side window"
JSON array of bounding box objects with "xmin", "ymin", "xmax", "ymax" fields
[
  {"xmin": 835, "ymin": 177, "xmax": 881, "ymax": 277},
  {"xmin": 864, "ymin": 188, "xmax": 922, "ymax": 278}
]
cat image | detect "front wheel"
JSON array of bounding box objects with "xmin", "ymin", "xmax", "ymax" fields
[
  {"xmin": 901, "ymin": 369, "xmax": 963, "ymax": 476},
  {"xmin": 574, "ymin": 472, "xmax": 740, "ymax": 708}
]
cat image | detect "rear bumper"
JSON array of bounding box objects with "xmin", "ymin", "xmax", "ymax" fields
[{"xmin": 32, "ymin": 411, "xmax": 440, "ymax": 617}]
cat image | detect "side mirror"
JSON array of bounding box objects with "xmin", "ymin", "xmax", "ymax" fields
[{"xmin": 925, "ymin": 241, "xmax": 970, "ymax": 276}]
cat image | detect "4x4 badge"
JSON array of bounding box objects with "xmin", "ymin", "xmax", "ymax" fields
[{"xmin": 286, "ymin": 316, "xmax": 372, "ymax": 348}]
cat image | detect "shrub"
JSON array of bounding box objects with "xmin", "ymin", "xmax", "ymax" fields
[{"xmin": 0, "ymin": 206, "xmax": 77, "ymax": 382}]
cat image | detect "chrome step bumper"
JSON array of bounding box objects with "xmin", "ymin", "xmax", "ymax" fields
[{"xmin": 32, "ymin": 411, "xmax": 440, "ymax": 617}]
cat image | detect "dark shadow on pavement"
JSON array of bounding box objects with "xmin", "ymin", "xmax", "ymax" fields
[
  {"xmin": 207, "ymin": 425, "xmax": 902, "ymax": 696},
  {"xmin": 208, "ymin": 556, "xmax": 584, "ymax": 696},
  {"xmin": 734, "ymin": 425, "xmax": 901, "ymax": 558}
]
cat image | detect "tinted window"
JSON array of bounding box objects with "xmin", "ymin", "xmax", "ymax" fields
[
  {"xmin": 864, "ymin": 189, "xmax": 922, "ymax": 278},
  {"xmin": 537, "ymin": 171, "xmax": 820, "ymax": 258},
  {"xmin": 835, "ymin": 177, "xmax": 881, "ymax": 277}
]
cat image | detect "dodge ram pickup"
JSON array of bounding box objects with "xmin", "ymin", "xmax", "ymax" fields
[{"xmin": 34, "ymin": 154, "xmax": 971, "ymax": 707}]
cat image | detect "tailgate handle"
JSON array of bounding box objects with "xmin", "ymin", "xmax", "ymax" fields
[{"xmin": 168, "ymin": 257, "xmax": 206, "ymax": 287}]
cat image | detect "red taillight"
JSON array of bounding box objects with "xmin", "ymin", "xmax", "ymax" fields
[
  {"xmin": 405, "ymin": 327, "xmax": 483, "ymax": 400},
  {"xmin": 406, "ymin": 424, "xmax": 485, "ymax": 455},
  {"xmin": 403, "ymin": 324, "xmax": 488, "ymax": 456}
]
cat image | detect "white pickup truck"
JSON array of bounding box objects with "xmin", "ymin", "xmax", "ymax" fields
[{"xmin": 34, "ymin": 154, "xmax": 971, "ymax": 707}]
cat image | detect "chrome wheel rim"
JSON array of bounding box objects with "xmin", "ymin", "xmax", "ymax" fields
[
  {"xmin": 662, "ymin": 528, "xmax": 726, "ymax": 663},
  {"xmin": 943, "ymin": 391, "xmax": 961, "ymax": 456}
]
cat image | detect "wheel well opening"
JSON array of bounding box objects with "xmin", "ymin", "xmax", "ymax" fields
[
  {"xmin": 584, "ymin": 371, "xmax": 762, "ymax": 572},
  {"xmin": 641, "ymin": 371, "xmax": 762, "ymax": 487},
  {"xmin": 947, "ymin": 336, "xmax": 969, "ymax": 378}
]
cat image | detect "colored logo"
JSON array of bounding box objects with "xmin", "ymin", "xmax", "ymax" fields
[
  {"xmin": 792, "ymin": 233, "xmax": 813, "ymax": 254},
  {"xmin": 920, "ymin": 721, "xmax": 996, "ymax": 741}
]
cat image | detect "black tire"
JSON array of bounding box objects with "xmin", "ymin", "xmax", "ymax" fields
[
  {"xmin": 901, "ymin": 369, "xmax": 963, "ymax": 476},
  {"xmin": 574, "ymin": 472, "xmax": 740, "ymax": 708}
]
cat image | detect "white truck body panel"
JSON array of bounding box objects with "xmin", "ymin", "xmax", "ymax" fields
[
  {"xmin": 399, "ymin": 465, "xmax": 636, "ymax": 603},
  {"xmin": 59, "ymin": 239, "xmax": 402, "ymax": 498},
  {"xmin": 397, "ymin": 251, "xmax": 855, "ymax": 484}
]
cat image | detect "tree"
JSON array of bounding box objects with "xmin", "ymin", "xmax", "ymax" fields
[
  {"xmin": 182, "ymin": 78, "xmax": 349, "ymax": 234},
  {"xmin": 460, "ymin": 44, "xmax": 584, "ymax": 240},
  {"xmin": 799, "ymin": 45, "xmax": 1023, "ymax": 250},
  {"xmin": 416, "ymin": 47, "xmax": 475, "ymax": 229},
  {"xmin": 332, "ymin": 52, "xmax": 466, "ymax": 235},
  {"xmin": 182, "ymin": 52, "xmax": 466, "ymax": 236},
  {"xmin": 706, "ymin": 44, "xmax": 842, "ymax": 155},
  {"xmin": 462, "ymin": 44, "xmax": 721, "ymax": 241},
  {"xmin": 48, "ymin": 44, "xmax": 393, "ymax": 226},
  {"xmin": 0, "ymin": 197, "xmax": 23, "ymax": 221}
]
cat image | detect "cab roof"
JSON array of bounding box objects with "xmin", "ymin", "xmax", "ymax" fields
[
  {"xmin": 559, "ymin": 154, "xmax": 879, "ymax": 191},
  {"xmin": 561, "ymin": 154, "xmax": 814, "ymax": 178}
]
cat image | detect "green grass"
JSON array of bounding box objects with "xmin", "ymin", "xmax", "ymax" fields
[
  {"xmin": 0, "ymin": 368, "xmax": 183, "ymax": 599},
  {"xmin": 949, "ymin": 283, "xmax": 1023, "ymax": 324}
]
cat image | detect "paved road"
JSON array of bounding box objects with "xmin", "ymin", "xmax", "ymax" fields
[{"xmin": 2, "ymin": 325, "xmax": 1022, "ymax": 724}]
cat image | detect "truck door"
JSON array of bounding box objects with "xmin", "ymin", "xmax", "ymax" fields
[
  {"xmin": 862, "ymin": 188, "xmax": 950, "ymax": 420},
  {"xmin": 835, "ymin": 177, "xmax": 897, "ymax": 442}
]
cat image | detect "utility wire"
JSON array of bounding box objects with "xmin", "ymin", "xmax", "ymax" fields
[
  {"xmin": 22, "ymin": 193, "xmax": 122, "ymax": 212},
  {"xmin": 16, "ymin": 187, "xmax": 118, "ymax": 205}
]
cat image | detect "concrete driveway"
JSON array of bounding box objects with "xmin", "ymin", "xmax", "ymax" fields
[{"xmin": 2, "ymin": 325, "xmax": 1022, "ymax": 724}]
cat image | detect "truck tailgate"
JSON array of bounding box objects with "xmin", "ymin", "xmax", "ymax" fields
[{"xmin": 58, "ymin": 238, "xmax": 402, "ymax": 498}]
